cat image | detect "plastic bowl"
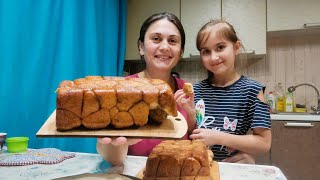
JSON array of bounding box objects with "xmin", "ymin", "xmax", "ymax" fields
[{"xmin": 6, "ymin": 137, "xmax": 29, "ymax": 153}]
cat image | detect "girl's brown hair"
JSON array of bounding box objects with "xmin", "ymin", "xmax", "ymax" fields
[{"xmin": 196, "ymin": 19, "xmax": 239, "ymax": 51}]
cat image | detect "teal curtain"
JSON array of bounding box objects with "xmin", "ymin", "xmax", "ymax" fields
[{"xmin": 0, "ymin": 0, "xmax": 127, "ymax": 153}]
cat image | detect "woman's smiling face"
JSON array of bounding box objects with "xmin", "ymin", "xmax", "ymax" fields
[{"xmin": 139, "ymin": 19, "xmax": 182, "ymax": 72}]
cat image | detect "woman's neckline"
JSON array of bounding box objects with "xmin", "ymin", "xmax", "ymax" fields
[{"xmin": 138, "ymin": 70, "xmax": 178, "ymax": 92}]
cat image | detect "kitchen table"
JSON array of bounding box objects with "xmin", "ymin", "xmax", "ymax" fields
[{"xmin": 0, "ymin": 147, "xmax": 287, "ymax": 180}]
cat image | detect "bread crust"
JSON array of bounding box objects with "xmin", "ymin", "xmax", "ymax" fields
[
  {"xmin": 56, "ymin": 109, "xmax": 81, "ymax": 131},
  {"xmin": 129, "ymin": 101, "xmax": 149, "ymax": 126},
  {"xmin": 82, "ymin": 108, "xmax": 110, "ymax": 129}
]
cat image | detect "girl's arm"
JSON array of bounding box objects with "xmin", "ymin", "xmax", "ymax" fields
[
  {"xmin": 222, "ymin": 151, "xmax": 256, "ymax": 164},
  {"xmin": 221, "ymin": 128, "xmax": 271, "ymax": 155},
  {"xmin": 190, "ymin": 127, "xmax": 271, "ymax": 155},
  {"xmin": 190, "ymin": 90, "xmax": 272, "ymax": 155},
  {"xmin": 224, "ymin": 90, "xmax": 271, "ymax": 154}
]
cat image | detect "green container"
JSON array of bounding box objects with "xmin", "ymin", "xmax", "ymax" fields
[{"xmin": 6, "ymin": 137, "xmax": 29, "ymax": 153}]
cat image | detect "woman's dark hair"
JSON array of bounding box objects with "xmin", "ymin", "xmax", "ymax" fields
[{"xmin": 137, "ymin": 12, "xmax": 185, "ymax": 56}]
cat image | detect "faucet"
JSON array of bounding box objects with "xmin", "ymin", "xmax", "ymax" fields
[{"xmin": 288, "ymin": 83, "xmax": 320, "ymax": 115}]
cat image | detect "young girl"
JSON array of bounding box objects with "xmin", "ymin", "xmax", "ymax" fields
[{"xmin": 175, "ymin": 19, "xmax": 271, "ymax": 162}]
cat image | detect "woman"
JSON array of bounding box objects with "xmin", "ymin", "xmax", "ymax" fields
[{"xmin": 96, "ymin": 12, "xmax": 190, "ymax": 166}]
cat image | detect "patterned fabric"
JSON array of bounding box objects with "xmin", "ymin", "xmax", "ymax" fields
[
  {"xmin": 126, "ymin": 73, "xmax": 189, "ymax": 156},
  {"xmin": 0, "ymin": 148, "xmax": 75, "ymax": 166},
  {"xmin": 194, "ymin": 76, "xmax": 271, "ymax": 161}
]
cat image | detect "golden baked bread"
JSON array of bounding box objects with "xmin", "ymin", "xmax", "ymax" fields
[
  {"xmin": 183, "ymin": 82, "xmax": 194, "ymax": 96},
  {"xmin": 143, "ymin": 140, "xmax": 214, "ymax": 180},
  {"xmin": 56, "ymin": 76, "xmax": 177, "ymax": 130}
]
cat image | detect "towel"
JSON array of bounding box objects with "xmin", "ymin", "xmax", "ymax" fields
[{"xmin": 0, "ymin": 148, "xmax": 75, "ymax": 166}]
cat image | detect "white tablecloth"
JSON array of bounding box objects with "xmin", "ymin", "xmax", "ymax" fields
[{"xmin": 0, "ymin": 148, "xmax": 287, "ymax": 180}]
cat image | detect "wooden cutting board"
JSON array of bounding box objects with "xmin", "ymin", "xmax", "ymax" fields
[
  {"xmin": 36, "ymin": 110, "xmax": 187, "ymax": 139},
  {"xmin": 136, "ymin": 161, "xmax": 220, "ymax": 180}
]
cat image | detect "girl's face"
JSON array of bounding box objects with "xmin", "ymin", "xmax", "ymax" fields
[
  {"xmin": 199, "ymin": 29, "xmax": 240, "ymax": 76},
  {"xmin": 139, "ymin": 19, "xmax": 182, "ymax": 72}
]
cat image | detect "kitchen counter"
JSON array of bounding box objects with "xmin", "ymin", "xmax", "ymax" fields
[
  {"xmin": 0, "ymin": 147, "xmax": 287, "ymax": 180},
  {"xmin": 271, "ymin": 113, "xmax": 320, "ymax": 121}
]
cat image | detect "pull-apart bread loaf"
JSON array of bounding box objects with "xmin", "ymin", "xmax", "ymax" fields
[
  {"xmin": 143, "ymin": 140, "xmax": 214, "ymax": 180},
  {"xmin": 56, "ymin": 76, "xmax": 177, "ymax": 130}
]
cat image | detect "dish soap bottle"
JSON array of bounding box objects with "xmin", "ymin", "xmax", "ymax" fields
[
  {"xmin": 267, "ymin": 91, "xmax": 276, "ymax": 113},
  {"xmin": 285, "ymin": 92, "xmax": 294, "ymax": 112},
  {"xmin": 274, "ymin": 83, "xmax": 285, "ymax": 112}
]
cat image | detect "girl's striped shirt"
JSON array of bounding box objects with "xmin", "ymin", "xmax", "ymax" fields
[{"xmin": 193, "ymin": 75, "xmax": 270, "ymax": 161}]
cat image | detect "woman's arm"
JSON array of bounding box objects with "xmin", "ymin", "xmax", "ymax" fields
[{"xmin": 174, "ymin": 89, "xmax": 197, "ymax": 133}]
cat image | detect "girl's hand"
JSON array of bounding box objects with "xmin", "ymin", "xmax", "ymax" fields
[
  {"xmin": 189, "ymin": 128, "xmax": 223, "ymax": 146},
  {"xmin": 174, "ymin": 89, "xmax": 195, "ymax": 113},
  {"xmin": 222, "ymin": 151, "xmax": 255, "ymax": 164}
]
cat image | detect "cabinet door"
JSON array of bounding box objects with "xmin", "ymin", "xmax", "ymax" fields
[
  {"xmin": 181, "ymin": 0, "xmax": 221, "ymax": 58},
  {"xmin": 271, "ymin": 121, "xmax": 320, "ymax": 180},
  {"xmin": 267, "ymin": 0, "xmax": 320, "ymax": 31},
  {"xmin": 222, "ymin": 0, "xmax": 266, "ymax": 55},
  {"xmin": 126, "ymin": 0, "xmax": 180, "ymax": 60}
]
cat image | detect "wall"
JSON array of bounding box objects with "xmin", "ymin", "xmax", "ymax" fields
[{"xmin": 265, "ymin": 35, "xmax": 320, "ymax": 112}]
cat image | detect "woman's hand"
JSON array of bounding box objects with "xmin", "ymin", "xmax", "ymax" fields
[
  {"xmin": 175, "ymin": 89, "xmax": 197, "ymax": 133},
  {"xmin": 222, "ymin": 151, "xmax": 255, "ymax": 164},
  {"xmin": 96, "ymin": 137, "xmax": 141, "ymax": 166},
  {"xmin": 97, "ymin": 137, "xmax": 141, "ymax": 146},
  {"xmin": 190, "ymin": 128, "xmax": 223, "ymax": 146},
  {"xmin": 174, "ymin": 89, "xmax": 195, "ymax": 114}
]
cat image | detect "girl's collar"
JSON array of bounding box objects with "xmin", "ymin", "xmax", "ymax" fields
[{"xmin": 210, "ymin": 74, "xmax": 242, "ymax": 88}]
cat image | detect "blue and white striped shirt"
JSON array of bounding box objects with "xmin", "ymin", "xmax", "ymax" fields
[{"xmin": 193, "ymin": 76, "xmax": 270, "ymax": 161}]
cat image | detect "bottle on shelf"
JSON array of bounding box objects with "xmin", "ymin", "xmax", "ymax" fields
[
  {"xmin": 274, "ymin": 83, "xmax": 285, "ymax": 113},
  {"xmin": 285, "ymin": 92, "xmax": 294, "ymax": 112},
  {"xmin": 267, "ymin": 91, "xmax": 276, "ymax": 113}
]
